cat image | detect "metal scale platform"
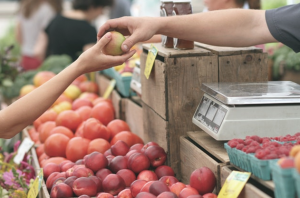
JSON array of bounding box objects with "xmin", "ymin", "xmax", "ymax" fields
[{"xmin": 192, "ymin": 81, "xmax": 300, "ymax": 140}]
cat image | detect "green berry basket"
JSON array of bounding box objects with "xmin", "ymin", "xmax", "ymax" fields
[
  {"xmin": 248, "ymin": 154, "xmax": 278, "ymax": 180},
  {"xmin": 271, "ymin": 161, "xmax": 296, "ymax": 198},
  {"xmin": 224, "ymin": 143, "xmax": 239, "ymax": 167},
  {"xmin": 293, "ymin": 169, "xmax": 300, "ymax": 198}
]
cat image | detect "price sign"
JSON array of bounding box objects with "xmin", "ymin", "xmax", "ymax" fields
[
  {"xmin": 103, "ymin": 79, "xmax": 116, "ymax": 99},
  {"xmin": 218, "ymin": 171, "xmax": 251, "ymax": 198},
  {"xmin": 144, "ymin": 44, "xmax": 158, "ymax": 79},
  {"xmin": 27, "ymin": 169, "xmax": 43, "ymax": 198},
  {"xmin": 14, "ymin": 138, "xmax": 34, "ymax": 165}
]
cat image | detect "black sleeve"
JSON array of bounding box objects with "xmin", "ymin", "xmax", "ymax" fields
[
  {"xmin": 82, "ymin": 25, "xmax": 97, "ymax": 46},
  {"xmin": 265, "ymin": 3, "xmax": 300, "ymax": 53}
]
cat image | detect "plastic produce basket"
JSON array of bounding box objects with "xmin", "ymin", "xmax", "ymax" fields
[
  {"xmin": 293, "ymin": 169, "xmax": 300, "ymax": 198},
  {"xmin": 101, "ymin": 68, "xmax": 116, "ymax": 79},
  {"xmin": 224, "ymin": 143, "xmax": 238, "ymax": 166},
  {"xmin": 271, "ymin": 161, "xmax": 296, "ymax": 198},
  {"xmin": 248, "ymin": 154, "xmax": 278, "ymax": 180},
  {"xmin": 114, "ymin": 71, "xmax": 136, "ymax": 97},
  {"xmin": 224, "ymin": 143, "xmax": 252, "ymax": 172}
]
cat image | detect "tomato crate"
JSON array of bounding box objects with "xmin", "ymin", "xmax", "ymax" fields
[{"xmin": 270, "ymin": 161, "xmax": 296, "ymax": 198}]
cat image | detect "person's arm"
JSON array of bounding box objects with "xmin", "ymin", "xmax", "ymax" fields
[
  {"xmin": 0, "ymin": 32, "xmax": 136, "ymax": 139},
  {"xmin": 97, "ymin": 9, "xmax": 276, "ymax": 52},
  {"xmin": 15, "ymin": 21, "xmax": 22, "ymax": 44},
  {"xmin": 34, "ymin": 31, "xmax": 48, "ymax": 61}
]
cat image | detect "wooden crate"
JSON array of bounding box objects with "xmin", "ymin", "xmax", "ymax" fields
[
  {"xmin": 221, "ymin": 166, "xmax": 273, "ymax": 198},
  {"xmin": 122, "ymin": 98, "xmax": 144, "ymax": 140},
  {"xmin": 180, "ymin": 131, "xmax": 230, "ymax": 193},
  {"xmin": 140, "ymin": 43, "xmax": 268, "ymax": 176}
]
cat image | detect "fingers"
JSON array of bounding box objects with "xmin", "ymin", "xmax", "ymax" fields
[
  {"xmin": 96, "ymin": 32, "xmax": 112, "ymax": 49},
  {"xmin": 121, "ymin": 33, "xmax": 142, "ymax": 53},
  {"xmin": 106, "ymin": 50, "xmax": 136, "ymax": 66}
]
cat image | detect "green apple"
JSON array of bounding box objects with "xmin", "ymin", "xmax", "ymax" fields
[{"xmin": 103, "ymin": 31, "xmax": 126, "ymax": 56}]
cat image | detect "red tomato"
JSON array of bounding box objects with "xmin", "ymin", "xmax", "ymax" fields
[
  {"xmin": 75, "ymin": 106, "xmax": 92, "ymax": 121},
  {"xmin": 44, "ymin": 133, "xmax": 70, "ymax": 157},
  {"xmin": 82, "ymin": 118, "xmax": 110, "ymax": 141},
  {"xmin": 66, "ymin": 137, "xmax": 90, "ymax": 162},
  {"xmin": 50, "ymin": 126, "xmax": 74, "ymax": 139},
  {"xmin": 36, "ymin": 144, "xmax": 45, "ymax": 158},
  {"xmin": 91, "ymin": 103, "xmax": 114, "ymax": 126},
  {"xmin": 88, "ymin": 138, "xmax": 111, "ymax": 154},
  {"xmin": 42, "ymin": 157, "xmax": 67, "ymax": 168},
  {"xmin": 39, "ymin": 121, "xmax": 56, "ymax": 143},
  {"xmin": 107, "ymin": 119, "xmax": 131, "ymax": 138},
  {"xmin": 110, "ymin": 131, "xmax": 135, "ymax": 147},
  {"xmin": 56, "ymin": 110, "xmax": 82, "ymax": 131}
]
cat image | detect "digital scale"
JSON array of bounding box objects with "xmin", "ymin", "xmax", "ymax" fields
[
  {"xmin": 193, "ymin": 81, "xmax": 300, "ymax": 140},
  {"xmin": 130, "ymin": 61, "xmax": 142, "ymax": 96}
]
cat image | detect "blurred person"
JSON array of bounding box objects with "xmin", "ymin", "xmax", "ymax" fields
[
  {"xmin": 35, "ymin": 0, "xmax": 113, "ymax": 62},
  {"xmin": 0, "ymin": 32, "xmax": 136, "ymax": 139},
  {"xmin": 16, "ymin": 0, "xmax": 63, "ymax": 71},
  {"xmin": 110, "ymin": 0, "xmax": 131, "ymax": 19}
]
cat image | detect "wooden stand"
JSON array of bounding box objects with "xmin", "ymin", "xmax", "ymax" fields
[{"xmin": 140, "ymin": 43, "xmax": 268, "ymax": 176}]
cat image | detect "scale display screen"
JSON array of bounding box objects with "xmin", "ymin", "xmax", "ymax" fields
[{"xmin": 194, "ymin": 96, "xmax": 227, "ymax": 133}]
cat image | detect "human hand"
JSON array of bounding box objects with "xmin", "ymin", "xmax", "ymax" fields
[
  {"xmin": 76, "ymin": 32, "xmax": 136, "ymax": 74},
  {"xmin": 97, "ymin": 17, "xmax": 159, "ymax": 53}
]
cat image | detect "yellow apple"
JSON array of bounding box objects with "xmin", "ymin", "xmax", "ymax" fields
[
  {"xmin": 64, "ymin": 85, "xmax": 81, "ymax": 100},
  {"xmin": 19, "ymin": 84, "xmax": 35, "ymax": 97}
]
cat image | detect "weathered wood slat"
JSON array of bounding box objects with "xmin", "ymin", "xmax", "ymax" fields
[{"xmin": 124, "ymin": 99, "xmax": 144, "ymax": 140}]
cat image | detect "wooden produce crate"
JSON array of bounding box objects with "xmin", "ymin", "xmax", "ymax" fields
[
  {"xmin": 221, "ymin": 166, "xmax": 273, "ymax": 198},
  {"xmin": 180, "ymin": 131, "xmax": 230, "ymax": 193},
  {"xmin": 96, "ymin": 73, "xmax": 123, "ymax": 119},
  {"xmin": 122, "ymin": 98, "xmax": 144, "ymax": 140},
  {"xmin": 140, "ymin": 43, "xmax": 268, "ymax": 176}
]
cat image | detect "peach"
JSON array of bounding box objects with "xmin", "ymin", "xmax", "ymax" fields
[
  {"xmin": 84, "ymin": 152, "xmax": 108, "ymax": 172},
  {"xmin": 76, "ymin": 159, "xmax": 84, "ymax": 165},
  {"xmin": 116, "ymin": 169, "xmax": 136, "ymax": 187},
  {"xmin": 187, "ymin": 195, "xmax": 203, "ymax": 198},
  {"xmin": 130, "ymin": 180, "xmax": 147, "ymax": 197},
  {"xmin": 277, "ymin": 157, "xmax": 295, "ymax": 169},
  {"xmin": 130, "ymin": 143, "xmax": 144, "ymax": 152},
  {"xmin": 203, "ymin": 193, "xmax": 217, "ymax": 198},
  {"xmin": 73, "ymin": 177, "xmax": 98, "ymax": 196},
  {"xmin": 79, "ymin": 195, "xmax": 91, "ymax": 198},
  {"xmin": 59, "ymin": 160, "xmax": 72, "ymax": 171},
  {"xmin": 96, "ymin": 168, "xmax": 112, "ymax": 181},
  {"xmin": 106, "ymin": 155, "xmax": 115, "ymax": 166},
  {"xmin": 155, "ymin": 165, "xmax": 175, "ymax": 179},
  {"xmin": 140, "ymin": 181, "xmax": 155, "ymax": 193},
  {"xmin": 179, "ymin": 187, "xmax": 199, "ymax": 198},
  {"xmin": 104, "ymin": 149, "xmax": 113, "ymax": 156},
  {"xmin": 290, "ymin": 145, "xmax": 300, "ymax": 157},
  {"xmin": 111, "ymin": 140, "xmax": 130, "ymax": 156},
  {"xmin": 64, "ymin": 176, "xmax": 77, "ymax": 188},
  {"xmin": 125, "ymin": 150, "xmax": 141, "ymax": 160},
  {"xmin": 170, "ymin": 182, "xmax": 186, "ymax": 196},
  {"xmin": 145, "ymin": 146, "xmax": 167, "ymax": 167},
  {"xmin": 33, "ymin": 71, "xmax": 55, "ymax": 87},
  {"xmin": 117, "ymin": 188, "xmax": 132, "ymax": 198},
  {"xmin": 90, "ymin": 175, "xmax": 102, "ymax": 192},
  {"xmin": 109, "ymin": 156, "xmax": 128, "ymax": 173},
  {"xmin": 61, "ymin": 162, "xmax": 75, "ymax": 172},
  {"xmin": 135, "ymin": 192, "xmax": 156, "ymax": 198},
  {"xmin": 52, "ymin": 177, "xmax": 66, "ymax": 187},
  {"xmin": 50, "ymin": 183, "xmax": 73, "ymax": 198},
  {"xmin": 71, "ymin": 167, "xmax": 94, "ymax": 178},
  {"xmin": 157, "ymin": 192, "xmax": 178, "ymax": 198},
  {"xmin": 137, "ymin": 170, "xmax": 158, "ymax": 182},
  {"xmin": 103, "ymin": 31, "xmax": 126, "ymax": 56},
  {"xmin": 97, "ymin": 193, "xmax": 114, "ymax": 198},
  {"xmin": 46, "ymin": 172, "xmax": 66, "ymax": 190},
  {"xmin": 102, "ymin": 174, "xmax": 126, "ymax": 195},
  {"xmin": 141, "ymin": 142, "xmax": 159, "ymax": 153},
  {"xmin": 43, "ymin": 163, "xmax": 60, "ymax": 179},
  {"xmin": 128, "ymin": 153, "xmax": 150, "ymax": 173},
  {"xmin": 72, "ymin": 98, "xmax": 93, "ymax": 110},
  {"xmin": 149, "ymin": 181, "xmax": 170, "ymax": 196},
  {"xmin": 20, "ymin": 84, "xmax": 35, "ymax": 97},
  {"xmin": 159, "ymin": 176, "xmax": 179, "ymax": 187},
  {"xmin": 190, "ymin": 167, "xmax": 216, "ymax": 195}
]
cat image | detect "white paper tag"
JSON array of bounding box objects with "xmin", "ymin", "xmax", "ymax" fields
[{"xmin": 13, "ymin": 138, "xmax": 34, "ymax": 164}]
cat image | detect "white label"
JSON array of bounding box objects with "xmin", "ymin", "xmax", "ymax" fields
[
  {"xmin": 213, "ymin": 108, "xmax": 226, "ymax": 126},
  {"xmin": 13, "ymin": 137, "xmax": 34, "ymax": 164},
  {"xmin": 206, "ymin": 104, "xmax": 218, "ymax": 121}
]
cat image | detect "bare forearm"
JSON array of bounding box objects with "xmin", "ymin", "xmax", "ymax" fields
[
  {"xmin": 157, "ymin": 9, "xmax": 276, "ymax": 47},
  {"xmin": 0, "ymin": 61, "xmax": 81, "ymax": 139}
]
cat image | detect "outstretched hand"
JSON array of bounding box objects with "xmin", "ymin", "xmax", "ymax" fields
[
  {"xmin": 97, "ymin": 17, "xmax": 159, "ymax": 53},
  {"xmin": 77, "ymin": 32, "xmax": 136, "ymax": 74}
]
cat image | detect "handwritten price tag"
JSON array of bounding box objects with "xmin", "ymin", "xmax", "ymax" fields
[
  {"xmin": 27, "ymin": 169, "xmax": 43, "ymax": 198},
  {"xmin": 14, "ymin": 138, "xmax": 34, "ymax": 165},
  {"xmin": 103, "ymin": 79, "xmax": 116, "ymax": 99},
  {"xmin": 218, "ymin": 171, "xmax": 251, "ymax": 198},
  {"xmin": 144, "ymin": 44, "xmax": 158, "ymax": 79}
]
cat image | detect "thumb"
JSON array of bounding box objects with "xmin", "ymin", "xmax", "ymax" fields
[
  {"xmin": 96, "ymin": 32, "xmax": 112, "ymax": 49},
  {"xmin": 121, "ymin": 33, "xmax": 141, "ymax": 52}
]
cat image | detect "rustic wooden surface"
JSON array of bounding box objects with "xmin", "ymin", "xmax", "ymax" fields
[
  {"xmin": 141, "ymin": 53, "xmax": 168, "ymax": 120},
  {"xmin": 195, "ymin": 42, "xmax": 263, "ymax": 56},
  {"xmin": 123, "ymin": 99, "xmax": 144, "ymax": 140},
  {"xmin": 180, "ymin": 136, "xmax": 219, "ymax": 194},
  {"xmin": 142, "ymin": 43, "xmax": 211, "ymax": 58},
  {"xmin": 219, "ymin": 53, "xmax": 268, "ymax": 82},
  {"xmin": 143, "ymin": 103, "xmax": 168, "ymax": 153},
  {"xmin": 96, "ymin": 72, "xmax": 110, "ymax": 96},
  {"xmin": 221, "ymin": 166, "xmax": 272, "ymax": 198},
  {"xmin": 187, "ymin": 131, "xmax": 230, "ymax": 163}
]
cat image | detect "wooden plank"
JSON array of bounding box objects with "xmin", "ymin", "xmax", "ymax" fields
[
  {"xmin": 124, "ymin": 99, "xmax": 144, "ymax": 140},
  {"xmin": 219, "ymin": 53, "xmax": 268, "ymax": 82},
  {"xmin": 142, "ymin": 43, "xmax": 211, "ymax": 58},
  {"xmin": 187, "ymin": 131, "xmax": 230, "ymax": 163},
  {"xmin": 195, "ymin": 42, "xmax": 263, "ymax": 56},
  {"xmin": 96, "ymin": 73, "xmax": 111, "ymax": 96},
  {"xmin": 142, "ymin": 103, "xmax": 168, "ymax": 153},
  {"xmin": 140, "ymin": 53, "xmax": 168, "ymax": 120},
  {"xmin": 221, "ymin": 166, "xmax": 272, "ymax": 198},
  {"xmin": 180, "ymin": 136, "xmax": 219, "ymax": 193},
  {"xmin": 111, "ymin": 90, "xmax": 121, "ymax": 119},
  {"xmin": 167, "ymin": 55, "xmax": 219, "ymax": 175}
]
